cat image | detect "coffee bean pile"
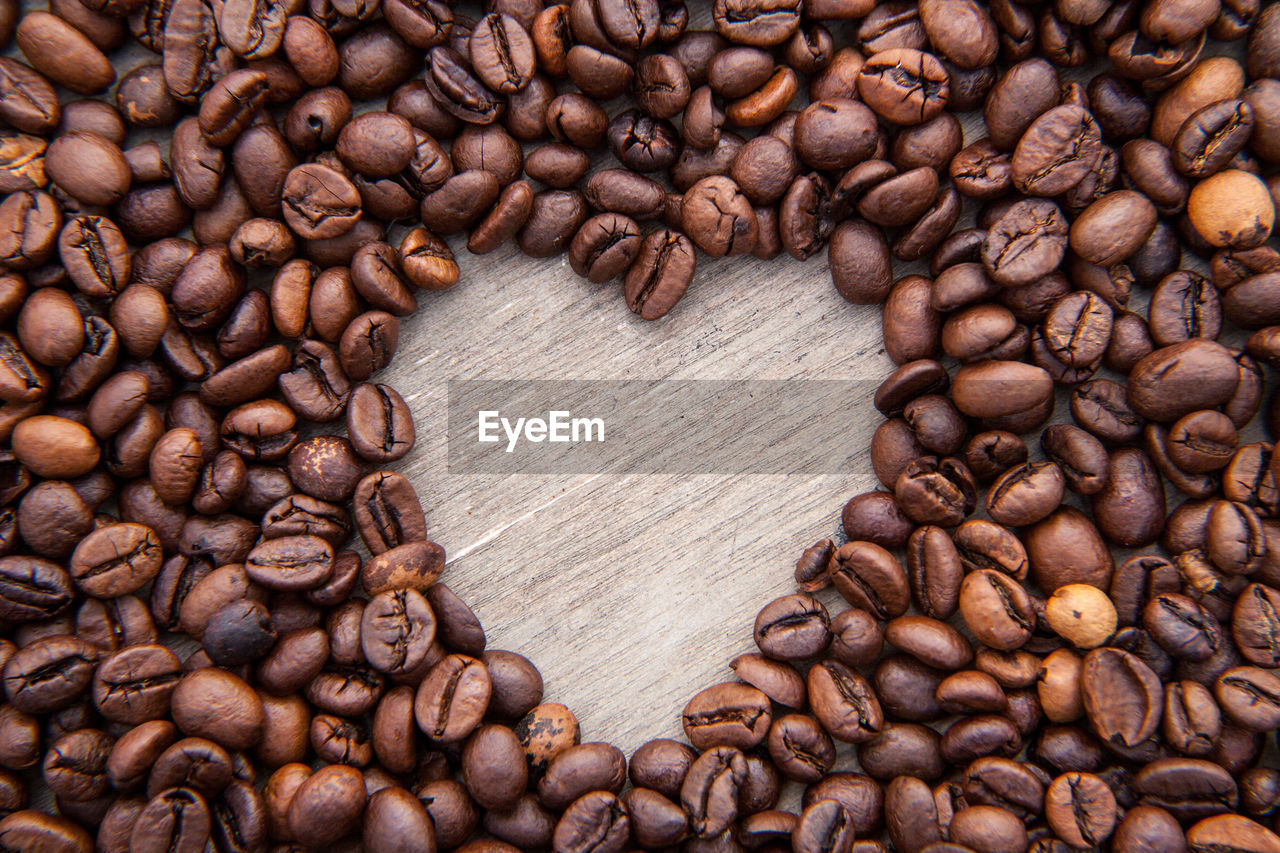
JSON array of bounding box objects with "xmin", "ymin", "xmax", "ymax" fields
[{"xmin": 0, "ymin": 0, "xmax": 1278, "ymax": 849}]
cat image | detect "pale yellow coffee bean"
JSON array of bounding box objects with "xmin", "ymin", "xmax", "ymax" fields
[
  {"xmin": 1045, "ymin": 583, "xmax": 1118, "ymax": 649},
  {"xmin": 1187, "ymin": 170, "xmax": 1276, "ymax": 249}
]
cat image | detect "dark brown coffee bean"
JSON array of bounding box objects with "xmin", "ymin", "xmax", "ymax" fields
[
  {"xmin": 1081, "ymin": 647, "xmax": 1163, "ymax": 748},
  {"xmin": 461, "ymin": 724, "xmax": 527, "ymax": 812},
  {"xmin": 959, "ymin": 569, "xmax": 1035, "ymax": 650},
  {"xmin": 894, "ymin": 456, "xmax": 976, "ymax": 527},
  {"xmin": 902, "ymin": 526, "xmax": 960, "ymax": 621},
  {"xmin": 1214, "ymin": 666, "xmax": 1280, "ymax": 732},
  {"xmin": 245, "ymin": 535, "xmax": 334, "ymax": 591},
  {"xmin": 682, "ymin": 682, "xmax": 771, "ymax": 751},
  {"xmin": 807, "ymin": 660, "xmax": 884, "ymax": 744},
  {"xmin": 0, "ymin": 57, "xmax": 59, "ymax": 135},
  {"xmin": 425, "ymin": 45, "xmax": 505, "ymax": 125},
  {"xmin": 463, "ymin": 180, "xmax": 532, "ymax": 254},
  {"xmin": 281, "ymin": 163, "xmax": 361, "ymax": 240},
  {"xmin": 1044, "ymin": 771, "xmax": 1118, "ymax": 848},
  {"xmin": 1134, "ymin": 757, "xmax": 1239, "ymax": 822},
  {"xmin": 16, "ymin": 11, "xmax": 115, "ymax": 95},
  {"xmin": 1163, "ymin": 679, "xmax": 1222, "ymax": 757},
  {"xmin": 680, "ymin": 176, "xmax": 758, "ymax": 257},
  {"xmin": 130, "ymin": 787, "xmax": 210, "ymax": 853},
  {"xmin": 753, "ymin": 594, "xmax": 830, "ymax": 661},
  {"xmin": 624, "ymin": 228, "xmax": 696, "ymax": 321},
  {"xmin": 711, "ymin": 0, "xmax": 800, "ymax": 46},
  {"xmin": 362, "ymin": 540, "xmax": 445, "ymax": 594},
  {"xmin": 399, "ymin": 226, "xmax": 460, "ymax": 291},
  {"xmin": 339, "ymin": 310, "xmax": 398, "ymax": 381},
  {"xmin": 885, "ymin": 615, "xmax": 973, "ymax": 671},
  {"xmin": 829, "ymin": 220, "xmax": 893, "ymax": 304},
  {"xmin": 795, "ymin": 98, "xmax": 879, "ymax": 169},
  {"xmin": 981, "ymin": 199, "xmax": 1070, "ymax": 287},
  {"xmin": 940, "ymin": 713, "xmax": 1021, "ymax": 764},
  {"xmin": 1092, "ymin": 447, "xmax": 1167, "ymax": 547},
  {"xmin": 469, "ymin": 13, "xmax": 535, "ymax": 94},
  {"xmin": 856, "ymin": 48, "xmax": 949, "ymax": 126},
  {"xmin": 857, "ymin": 723, "xmax": 945, "ymax": 782},
  {"xmin": 287, "ymin": 764, "xmax": 365, "ymax": 847},
  {"xmin": 566, "ymin": 213, "xmax": 642, "ymax": 283},
  {"xmin": 831, "ymin": 537, "xmax": 911, "ymax": 618},
  {"xmin": 360, "ymin": 587, "xmax": 436, "ymax": 676},
  {"xmin": 68, "ymin": 522, "xmax": 162, "ymax": 599},
  {"xmin": 1145, "ymin": 592, "xmax": 1224, "ymax": 662},
  {"xmin": 415, "ymin": 654, "xmax": 490, "ymax": 743},
  {"xmin": 680, "ymin": 745, "xmax": 746, "ymax": 838},
  {"xmin": 197, "ymin": 70, "xmax": 269, "ymax": 148},
  {"xmin": 551, "ymin": 790, "xmax": 629, "ymax": 853},
  {"xmin": 3, "ymin": 635, "xmax": 97, "ymax": 713},
  {"xmin": 1072, "ymin": 378, "xmax": 1144, "ymax": 443}
]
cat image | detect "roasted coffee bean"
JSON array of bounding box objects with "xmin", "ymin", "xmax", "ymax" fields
[
  {"xmin": 360, "ymin": 587, "xmax": 435, "ymax": 676},
  {"xmin": 895, "ymin": 456, "xmax": 977, "ymax": 527},
  {"xmin": 3, "ymin": 635, "xmax": 97, "ymax": 713},
  {"xmin": 1092, "ymin": 447, "xmax": 1167, "ymax": 547},
  {"xmin": 399, "ymin": 226, "xmax": 460, "ymax": 290},
  {"xmin": 807, "ymin": 660, "xmax": 884, "ymax": 744},
  {"xmin": 1081, "ymin": 647, "xmax": 1163, "ymax": 748},
  {"xmin": 1134, "ymin": 757, "xmax": 1239, "ymax": 822},
  {"xmin": 857, "ymin": 723, "xmax": 945, "ymax": 782},
  {"xmin": 1045, "ymin": 771, "xmax": 1118, "ymax": 847},
  {"xmin": 245, "ymin": 535, "xmax": 333, "ymax": 591},
  {"xmin": 1214, "ymin": 666, "xmax": 1280, "ymax": 732},
  {"xmin": 959, "ymin": 569, "xmax": 1035, "ymax": 650},
  {"xmin": 711, "ymin": 0, "xmax": 800, "ymax": 46},
  {"xmin": 552, "ymin": 790, "xmax": 629, "ymax": 853},
  {"xmin": 281, "ymin": 163, "xmax": 361, "ymax": 240},
  {"xmin": 0, "ymin": 58, "xmax": 59, "ymax": 135},
  {"xmin": 682, "ymin": 682, "xmax": 771, "ymax": 751},
  {"xmin": 414, "ymin": 653, "xmax": 490, "ymax": 743},
  {"xmin": 1188, "ymin": 168, "xmax": 1275, "ymax": 248},
  {"xmin": 1145, "ymin": 592, "xmax": 1224, "ymax": 661},
  {"xmin": 1163, "ymin": 679, "xmax": 1222, "ymax": 757},
  {"xmin": 795, "ymin": 99, "xmax": 879, "ymax": 169},
  {"xmin": 680, "ymin": 744, "xmax": 745, "ymax": 839},
  {"xmin": 17, "ymin": 11, "xmax": 115, "ymax": 95},
  {"xmin": 69, "ymin": 523, "xmax": 162, "ymax": 599},
  {"xmin": 197, "ymin": 70, "xmax": 269, "ymax": 148},
  {"xmin": 832, "ymin": 540, "xmax": 911, "ymax": 618},
  {"xmin": 201, "ymin": 599, "xmax": 275, "ymax": 667},
  {"xmin": 857, "ymin": 48, "xmax": 949, "ymax": 125},
  {"xmin": 624, "ymin": 229, "xmax": 696, "ymax": 321},
  {"xmin": 468, "ymin": 13, "xmax": 535, "ymax": 94},
  {"xmin": 681, "ymin": 176, "xmax": 758, "ymax": 258},
  {"xmin": 885, "ymin": 615, "xmax": 972, "ymax": 671},
  {"xmin": 754, "ymin": 594, "xmax": 830, "ymax": 660},
  {"xmin": 982, "ymin": 199, "xmax": 1071, "ymax": 287},
  {"xmin": 986, "ymin": 461, "xmax": 1066, "ymax": 527}
]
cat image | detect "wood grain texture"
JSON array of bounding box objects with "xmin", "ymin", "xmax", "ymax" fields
[{"xmin": 389, "ymin": 236, "xmax": 896, "ymax": 756}]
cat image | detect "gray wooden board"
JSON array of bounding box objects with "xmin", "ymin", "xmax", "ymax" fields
[{"xmin": 390, "ymin": 237, "xmax": 897, "ymax": 756}]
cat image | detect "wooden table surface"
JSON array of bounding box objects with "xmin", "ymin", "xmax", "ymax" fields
[{"xmin": 391, "ymin": 234, "xmax": 899, "ymax": 758}]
